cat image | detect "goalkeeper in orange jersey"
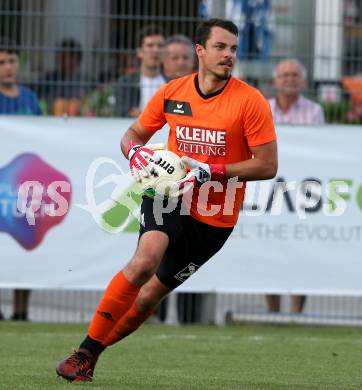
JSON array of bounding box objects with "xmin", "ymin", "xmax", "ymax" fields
[{"xmin": 56, "ymin": 18, "xmax": 278, "ymax": 382}]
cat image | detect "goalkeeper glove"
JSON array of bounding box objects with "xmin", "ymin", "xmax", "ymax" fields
[
  {"xmin": 181, "ymin": 156, "xmax": 226, "ymax": 184},
  {"xmin": 126, "ymin": 142, "xmax": 165, "ymax": 183}
]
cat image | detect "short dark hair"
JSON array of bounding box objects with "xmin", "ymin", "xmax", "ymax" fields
[
  {"xmin": 137, "ymin": 25, "xmax": 164, "ymax": 48},
  {"xmin": 57, "ymin": 38, "xmax": 82, "ymax": 61},
  {"xmin": 0, "ymin": 37, "xmax": 18, "ymax": 55},
  {"xmin": 195, "ymin": 19, "xmax": 238, "ymax": 47}
]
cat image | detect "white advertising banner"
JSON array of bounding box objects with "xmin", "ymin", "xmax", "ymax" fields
[{"xmin": 0, "ymin": 117, "xmax": 361, "ymax": 294}]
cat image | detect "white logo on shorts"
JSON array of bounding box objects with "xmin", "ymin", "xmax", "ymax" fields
[{"xmin": 174, "ymin": 262, "xmax": 200, "ymax": 282}]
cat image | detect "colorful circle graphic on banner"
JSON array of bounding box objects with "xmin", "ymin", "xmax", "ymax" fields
[{"xmin": 0, "ymin": 153, "xmax": 72, "ymax": 250}]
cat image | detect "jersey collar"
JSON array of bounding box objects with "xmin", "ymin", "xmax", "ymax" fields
[{"xmin": 194, "ymin": 74, "xmax": 231, "ymax": 100}]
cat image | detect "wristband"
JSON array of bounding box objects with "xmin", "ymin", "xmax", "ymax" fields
[
  {"xmin": 210, "ymin": 163, "xmax": 226, "ymax": 181},
  {"xmin": 126, "ymin": 141, "xmax": 141, "ymax": 160}
]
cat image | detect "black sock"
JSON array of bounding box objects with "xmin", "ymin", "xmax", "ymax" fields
[{"xmin": 79, "ymin": 335, "xmax": 106, "ymax": 358}]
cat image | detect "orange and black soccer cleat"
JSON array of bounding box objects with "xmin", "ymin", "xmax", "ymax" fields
[{"xmin": 56, "ymin": 348, "xmax": 97, "ymax": 382}]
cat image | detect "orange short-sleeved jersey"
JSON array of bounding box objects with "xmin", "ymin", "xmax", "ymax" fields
[{"xmin": 139, "ymin": 73, "xmax": 276, "ymax": 227}]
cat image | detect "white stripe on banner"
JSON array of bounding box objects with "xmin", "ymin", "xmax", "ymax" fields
[{"xmin": 0, "ymin": 117, "xmax": 361, "ymax": 294}]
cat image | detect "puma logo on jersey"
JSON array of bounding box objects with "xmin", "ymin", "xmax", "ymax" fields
[{"xmin": 164, "ymin": 100, "xmax": 192, "ymax": 116}]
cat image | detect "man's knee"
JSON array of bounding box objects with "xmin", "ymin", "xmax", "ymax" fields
[{"xmin": 126, "ymin": 254, "xmax": 160, "ymax": 282}]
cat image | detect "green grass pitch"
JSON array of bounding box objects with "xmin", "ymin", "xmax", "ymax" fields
[{"xmin": 0, "ymin": 322, "xmax": 361, "ymax": 389}]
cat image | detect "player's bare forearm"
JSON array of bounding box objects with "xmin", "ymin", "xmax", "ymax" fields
[
  {"xmin": 226, "ymin": 158, "xmax": 277, "ymax": 180},
  {"xmin": 226, "ymin": 140, "xmax": 278, "ymax": 181},
  {"xmin": 120, "ymin": 120, "xmax": 155, "ymax": 159}
]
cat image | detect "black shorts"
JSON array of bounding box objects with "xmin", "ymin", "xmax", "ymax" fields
[{"xmin": 139, "ymin": 196, "xmax": 233, "ymax": 290}]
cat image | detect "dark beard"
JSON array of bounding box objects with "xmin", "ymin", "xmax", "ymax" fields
[{"xmin": 215, "ymin": 70, "xmax": 231, "ymax": 80}]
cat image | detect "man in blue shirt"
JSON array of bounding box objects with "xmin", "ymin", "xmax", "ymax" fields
[
  {"xmin": 0, "ymin": 37, "xmax": 41, "ymax": 322},
  {"xmin": 0, "ymin": 37, "xmax": 41, "ymax": 115}
]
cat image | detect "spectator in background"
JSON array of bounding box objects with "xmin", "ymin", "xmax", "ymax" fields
[
  {"xmin": 268, "ymin": 58, "xmax": 325, "ymax": 125},
  {"xmin": 0, "ymin": 36, "xmax": 41, "ymax": 321},
  {"xmin": 266, "ymin": 58, "xmax": 325, "ymax": 315},
  {"xmin": 0, "ymin": 37, "xmax": 41, "ymax": 115},
  {"xmin": 42, "ymin": 38, "xmax": 87, "ymax": 116},
  {"xmin": 113, "ymin": 25, "xmax": 166, "ymax": 117},
  {"xmin": 163, "ymin": 34, "xmax": 195, "ymax": 81}
]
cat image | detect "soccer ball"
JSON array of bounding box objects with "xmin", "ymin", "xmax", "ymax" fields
[{"xmin": 143, "ymin": 150, "xmax": 187, "ymax": 198}]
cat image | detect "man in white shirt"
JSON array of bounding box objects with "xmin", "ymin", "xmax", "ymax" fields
[
  {"xmin": 114, "ymin": 26, "xmax": 166, "ymax": 117},
  {"xmin": 268, "ymin": 58, "xmax": 325, "ymax": 125},
  {"xmin": 139, "ymin": 72, "xmax": 165, "ymax": 113}
]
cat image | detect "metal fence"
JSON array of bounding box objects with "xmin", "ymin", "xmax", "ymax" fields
[
  {"xmin": 2, "ymin": 289, "xmax": 362, "ymax": 326},
  {"xmin": 0, "ymin": 0, "xmax": 361, "ymax": 122},
  {"xmin": 1, "ymin": 0, "xmax": 362, "ymax": 325}
]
